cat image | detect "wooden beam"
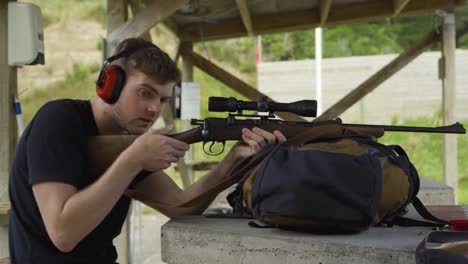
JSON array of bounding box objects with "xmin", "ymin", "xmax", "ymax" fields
[
  {"xmin": 128, "ymin": 0, "xmax": 152, "ymax": 41},
  {"xmin": 107, "ymin": 0, "xmax": 189, "ymax": 49},
  {"xmin": 163, "ymin": 17, "xmax": 181, "ymax": 38},
  {"xmin": 393, "ymin": 0, "xmax": 411, "ymax": 17},
  {"xmin": 235, "ymin": 0, "xmax": 254, "ymax": 36},
  {"xmin": 320, "ymin": 0, "xmax": 333, "ymax": 26},
  {"xmin": 178, "ymin": 42, "xmax": 195, "ymax": 188},
  {"xmin": 106, "ymin": 3, "xmax": 130, "ymax": 263},
  {"xmin": 1, "ymin": 0, "xmax": 17, "ymax": 258},
  {"xmin": 442, "ymin": 13, "xmax": 458, "ymax": 199},
  {"xmin": 171, "ymin": 41, "xmax": 182, "ymax": 65},
  {"xmin": 180, "ymin": 47, "xmax": 306, "ymax": 122},
  {"xmin": 314, "ymin": 27, "xmax": 441, "ymax": 121},
  {"xmin": 0, "ymin": 201, "xmax": 9, "ymax": 226},
  {"xmin": 106, "ymin": 0, "xmax": 127, "ymax": 55},
  {"xmin": 180, "ymin": 0, "xmax": 465, "ymax": 42},
  {"xmin": 1, "ymin": 0, "xmax": 17, "ymax": 201}
]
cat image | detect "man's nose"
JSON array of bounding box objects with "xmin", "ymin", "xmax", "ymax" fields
[{"xmin": 148, "ymin": 99, "xmax": 161, "ymax": 114}]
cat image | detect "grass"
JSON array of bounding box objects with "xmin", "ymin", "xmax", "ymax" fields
[
  {"xmin": 20, "ymin": 62, "xmax": 100, "ymax": 124},
  {"xmin": 28, "ymin": 0, "xmax": 106, "ymax": 27}
]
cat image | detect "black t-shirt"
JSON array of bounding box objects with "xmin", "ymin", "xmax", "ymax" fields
[{"xmin": 9, "ymin": 99, "xmax": 147, "ymax": 264}]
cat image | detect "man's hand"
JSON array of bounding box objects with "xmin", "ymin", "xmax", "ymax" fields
[
  {"xmin": 124, "ymin": 125, "xmax": 190, "ymax": 172},
  {"xmin": 232, "ymin": 127, "xmax": 286, "ymax": 160}
]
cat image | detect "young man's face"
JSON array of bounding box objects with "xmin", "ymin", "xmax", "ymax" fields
[{"xmin": 110, "ymin": 70, "xmax": 174, "ymax": 134}]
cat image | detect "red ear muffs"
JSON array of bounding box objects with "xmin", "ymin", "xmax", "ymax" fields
[{"xmin": 96, "ymin": 65, "xmax": 126, "ymax": 104}]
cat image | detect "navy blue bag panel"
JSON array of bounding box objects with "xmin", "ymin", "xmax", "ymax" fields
[{"xmin": 250, "ymin": 145, "xmax": 383, "ymax": 227}]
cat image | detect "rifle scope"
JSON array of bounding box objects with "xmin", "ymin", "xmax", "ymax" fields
[{"xmin": 208, "ymin": 97, "xmax": 317, "ymax": 117}]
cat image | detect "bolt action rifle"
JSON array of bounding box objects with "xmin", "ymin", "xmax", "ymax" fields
[{"xmin": 88, "ymin": 97, "xmax": 466, "ymax": 177}]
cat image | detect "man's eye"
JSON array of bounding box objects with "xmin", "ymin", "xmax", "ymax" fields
[{"xmin": 138, "ymin": 89, "xmax": 152, "ymax": 98}]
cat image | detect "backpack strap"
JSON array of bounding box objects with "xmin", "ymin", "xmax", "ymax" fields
[
  {"xmin": 412, "ymin": 197, "xmax": 451, "ymax": 225},
  {"xmin": 386, "ymin": 215, "xmax": 447, "ymax": 228},
  {"xmin": 385, "ymin": 197, "xmax": 451, "ymax": 228},
  {"xmin": 248, "ymin": 220, "xmax": 276, "ymax": 228}
]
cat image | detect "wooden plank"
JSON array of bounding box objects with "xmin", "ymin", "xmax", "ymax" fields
[
  {"xmin": 0, "ymin": 0, "xmax": 17, "ymax": 202},
  {"xmin": 107, "ymin": 2, "xmax": 130, "ymax": 263},
  {"xmin": 320, "ymin": 0, "xmax": 333, "ymax": 26},
  {"xmin": 128, "ymin": 0, "xmax": 152, "ymax": 41},
  {"xmin": 1, "ymin": 0, "xmax": 16, "ymax": 258},
  {"xmin": 180, "ymin": 0, "xmax": 465, "ymax": 42},
  {"xmin": 393, "ymin": 0, "xmax": 411, "ymax": 17},
  {"xmin": 0, "ymin": 201, "xmax": 9, "ymax": 226},
  {"xmin": 106, "ymin": 0, "xmax": 128, "ymax": 55},
  {"xmin": 181, "ymin": 47, "xmax": 306, "ymax": 122},
  {"xmin": 442, "ymin": 13, "xmax": 458, "ymax": 200},
  {"xmin": 178, "ymin": 42, "xmax": 194, "ymax": 188},
  {"xmin": 163, "ymin": 17, "xmax": 181, "ymax": 38},
  {"xmin": 107, "ymin": 0, "xmax": 189, "ymax": 49},
  {"xmin": 314, "ymin": 27, "xmax": 441, "ymax": 121},
  {"xmin": 235, "ymin": 0, "xmax": 254, "ymax": 36},
  {"xmin": 171, "ymin": 41, "xmax": 182, "ymax": 65}
]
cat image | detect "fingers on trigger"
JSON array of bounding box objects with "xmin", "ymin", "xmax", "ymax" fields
[{"xmin": 274, "ymin": 130, "xmax": 287, "ymax": 143}]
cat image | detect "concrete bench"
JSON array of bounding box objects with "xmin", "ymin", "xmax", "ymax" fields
[
  {"xmin": 418, "ymin": 178, "xmax": 454, "ymax": 205},
  {"xmin": 161, "ymin": 216, "xmax": 433, "ymax": 264},
  {"xmin": 161, "ymin": 178, "xmax": 456, "ymax": 264}
]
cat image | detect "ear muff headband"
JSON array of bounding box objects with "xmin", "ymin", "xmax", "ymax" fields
[{"xmin": 96, "ymin": 42, "xmax": 157, "ymax": 104}]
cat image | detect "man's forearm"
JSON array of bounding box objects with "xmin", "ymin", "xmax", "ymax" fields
[
  {"xmin": 178, "ymin": 148, "xmax": 240, "ymax": 204},
  {"xmin": 138, "ymin": 149, "xmax": 241, "ymax": 218},
  {"xmin": 52, "ymin": 150, "xmax": 141, "ymax": 250}
]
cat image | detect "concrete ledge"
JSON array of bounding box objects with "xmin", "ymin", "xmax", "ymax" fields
[
  {"xmin": 161, "ymin": 216, "xmax": 432, "ymax": 264},
  {"xmin": 417, "ymin": 178, "xmax": 454, "ymax": 205}
]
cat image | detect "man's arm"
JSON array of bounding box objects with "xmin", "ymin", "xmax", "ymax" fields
[
  {"xmin": 130, "ymin": 127, "xmax": 287, "ymax": 218},
  {"xmin": 33, "ymin": 132, "xmax": 189, "ymax": 252},
  {"xmin": 128, "ymin": 148, "xmax": 240, "ymax": 218},
  {"xmin": 33, "ymin": 149, "xmax": 140, "ymax": 252}
]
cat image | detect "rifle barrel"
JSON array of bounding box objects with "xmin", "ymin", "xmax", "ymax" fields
[{"xmin": 343, "ymin": 122, "xmax": 466, "ymax": 134}]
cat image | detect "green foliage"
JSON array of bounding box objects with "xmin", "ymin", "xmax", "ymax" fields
[
  {"xmin": 29, "ymin": 0, "xmax": 106, "ymax": 27},
  {"xmin": 20, "ymin": 62, "xmax": 99, "ymax": 124},
  {"xmin": 201, "ymin": 8, "xmax": 468, "ymax": 64},
  {"xmin": 195, "ymin": 37, "xmax": 256, "ymax": 74}
]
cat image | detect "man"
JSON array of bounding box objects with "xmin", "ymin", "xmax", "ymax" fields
[{"xmin": 8, "ymin": 38, "xmax": 286, "ymax": 263}]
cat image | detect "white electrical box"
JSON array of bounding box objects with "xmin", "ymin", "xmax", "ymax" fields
[{"xmin": 8, "ymin": 2, "xmax": 45, "ymax": 67}]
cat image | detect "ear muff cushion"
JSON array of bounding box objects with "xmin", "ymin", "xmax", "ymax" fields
[{"xmin": 96, "ymin": 65, "xmax": 126, "ymax": 104}]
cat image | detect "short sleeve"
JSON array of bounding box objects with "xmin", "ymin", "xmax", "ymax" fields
[
  {"xmin": 27, "ymin": 100, "xmax": 88, "ymax": 188},
  {"xmin": 128, "ymin": 170, "xmax": 152, "ymax": 189}
]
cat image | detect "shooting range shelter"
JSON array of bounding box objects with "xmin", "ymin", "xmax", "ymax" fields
[{"xmin": 1, "ymin": 0, "xmax": 467, "ymax": 262}]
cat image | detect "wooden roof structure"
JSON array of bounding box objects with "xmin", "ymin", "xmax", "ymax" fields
[{"xmin": 107, "ymin": 0, "xmax": 467, "ymax": 47}]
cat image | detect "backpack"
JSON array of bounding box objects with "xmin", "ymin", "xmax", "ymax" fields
[{"xmin": 224, "ymin": 124, "xmax": 449, "ymax": 233}]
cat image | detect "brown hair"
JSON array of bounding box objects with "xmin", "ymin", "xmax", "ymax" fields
[{"xmin": 112, "ymin": 38, "xmax": 180, "ymax": 84}]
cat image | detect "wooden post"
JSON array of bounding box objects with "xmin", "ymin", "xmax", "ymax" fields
[
  {"xmin": 1, "ymin": 0, "xmax": 18, "ymax": 257},
  {"xmin": 442, "ymin": 13, "xmax": 458, "ymax": 202},
  {"xmin": 178, "ymin": 42, "xmax": 194, "ymax": 188},
  {"xmin": 106, "ymin": 1, "xmax": 131, "ymax": 263}
]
